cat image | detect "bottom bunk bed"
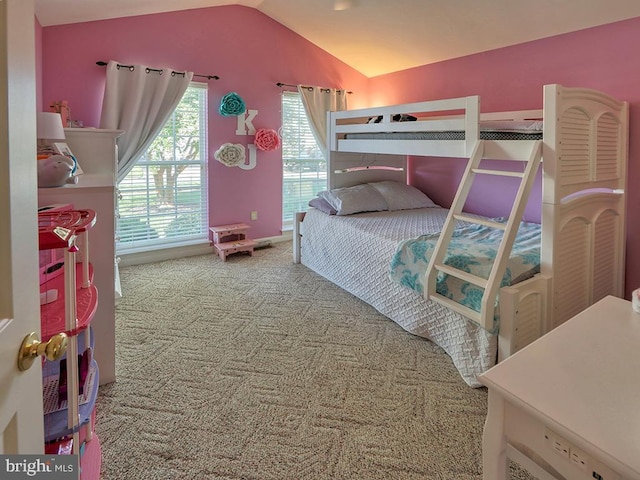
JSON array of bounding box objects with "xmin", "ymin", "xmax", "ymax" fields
[{"xmin": 295, "ymin": 194, "xmax": 543, "ymax": 388}]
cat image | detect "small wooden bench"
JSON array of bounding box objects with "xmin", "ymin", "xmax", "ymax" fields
[
  {"xmin": 214, "ymin": 239, "xmax": 257, "ymax": 261},
  {"xmin": 209, "ymin": 223, "xmax": 250, "ymax": 244},
  {"xmin": 210, "ymin": 223, "xmax": 256, "ymax": 261}
]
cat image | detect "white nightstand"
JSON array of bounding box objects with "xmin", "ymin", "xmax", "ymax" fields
[{"xmin": 480, "ymin": 295, "xmax": 640, "ymax": 480}]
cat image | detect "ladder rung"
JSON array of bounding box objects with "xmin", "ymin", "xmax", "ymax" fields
[
  {"xmin": 434, "ymin": 263, "xmax": 488, "ymax": 288},
  {"xmin": 472, "ymin": 168, "xmax": 524, "ymax": 178},
  {"xmin": 454, "ymin": 214, "xmax": 506, "ymax": 230}
]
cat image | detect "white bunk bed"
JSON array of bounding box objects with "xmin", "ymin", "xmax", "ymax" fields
[{"xmin": 293, "ymin": 84, "xmax": 628, "ymax": 387}]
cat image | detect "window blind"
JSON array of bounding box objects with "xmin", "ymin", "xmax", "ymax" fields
[
  {"xmin": 116, "ymin": 83, "xmax": 209, "ymax": 253},
  {"xmin": 281, "ymin": 91, "xmax": 327, "ymax": 227}
]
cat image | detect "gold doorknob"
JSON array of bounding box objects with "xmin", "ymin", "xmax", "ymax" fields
[{"xmin": 18, "ymin": 332, "xmax": 68, "ymax": 371}]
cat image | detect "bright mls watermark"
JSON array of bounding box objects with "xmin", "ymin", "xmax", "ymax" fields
[{"xmin": 1, "ymin": 455, "xmax": 78, "ymax": 479}]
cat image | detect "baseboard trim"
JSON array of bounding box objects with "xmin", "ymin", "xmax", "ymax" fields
[{"xmin": 118, "ymin": 232, "xmax": 292, "ymax": 267}]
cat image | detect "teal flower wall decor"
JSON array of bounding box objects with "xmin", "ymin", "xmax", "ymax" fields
[{"xmin": 219, "ymin": 92, "xmax": 246, "ymax": 116}]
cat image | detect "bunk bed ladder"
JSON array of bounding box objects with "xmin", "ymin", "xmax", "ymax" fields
[{"xmin": 424, "ymin": 139, "xmax": 543, "ymax": 331}]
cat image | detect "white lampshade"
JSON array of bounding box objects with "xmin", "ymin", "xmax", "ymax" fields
[{"xmin": 37, "ymin": 112, "xmax": 65, "ymax": 141}]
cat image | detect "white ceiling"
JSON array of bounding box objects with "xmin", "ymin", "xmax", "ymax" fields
[{"xmin": 34, "ymin": 0, "xmax": 640, "ymax": 77}]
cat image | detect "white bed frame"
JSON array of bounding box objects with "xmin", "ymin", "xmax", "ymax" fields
[{"xmin": 294, "ymin": 84, "xmax": 628, "ymax": 363}]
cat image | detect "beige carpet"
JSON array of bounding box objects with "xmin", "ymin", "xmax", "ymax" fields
[{"xmin": 96, "ymin": 241, "xmax": 531, "ymax": 479}]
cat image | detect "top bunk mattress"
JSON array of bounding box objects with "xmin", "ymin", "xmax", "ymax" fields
[
  {"xmin": 344, "ymin": 120, "xmax": 544, "ymax": 141},
  {"xmin": 345, "ymin": 130, "xmax": 542, "ymax": 141}
]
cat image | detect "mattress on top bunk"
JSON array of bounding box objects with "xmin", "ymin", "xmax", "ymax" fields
[
  {"xmin": 344, "ymin": 119, "xmax": 544, "ymax": 141},
  {"xmin": 300, "ymin": 206, "xmax": 537, "ymax": 387},
  {"xmin": 345, "ymin": 131, "xmax": 543, "ymax": 141}
]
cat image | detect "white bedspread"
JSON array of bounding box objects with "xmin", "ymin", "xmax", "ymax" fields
[{"xmin": 300, "ymin": 207, "xmax": 497, "ymax": 388}]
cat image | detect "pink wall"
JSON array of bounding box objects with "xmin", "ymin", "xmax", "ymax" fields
[
  {"xmin": 370, "ymin": 17, "xmax": 640, "ymax": 298},
  {"xmin": 40, "ymin": 8, "xmax": 640, "ymax": 297},
  {"xmin": 40, "ymin": 5, "xmax": 369, "ymax": 239}
]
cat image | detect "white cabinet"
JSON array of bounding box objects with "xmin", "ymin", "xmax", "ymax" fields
[
  {"xmin": 38, "ymin": 128, "xmax": 123, "ymax": 385},
  {"xmin": 480, "ymin": 296, "xmax": 640, "ymax": 480}
]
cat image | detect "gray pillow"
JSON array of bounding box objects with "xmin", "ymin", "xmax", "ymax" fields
[
  {"xmin": 368, "ymin": 181, "xmax": 436, "ymax": 211},
  {"xmin": 318, "ymin": 184, "xmax": 388, "ymax": 215},
  {"xmin": 308, "ymin": 197, "xmax": 337, "ymax": 215}
]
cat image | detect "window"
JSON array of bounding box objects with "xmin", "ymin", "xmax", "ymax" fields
[
  {"xmin": 117, "ymin": 83, "xmax": 208, "ymax": 253},
  {"xmin": 281, "ymin": 91, "xmax": 326, "ymax": 228}
]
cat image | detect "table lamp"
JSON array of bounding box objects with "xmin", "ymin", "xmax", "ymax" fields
[{"xmin": 37, "ymin": 112, "xmax": 65, "ymax": 155}]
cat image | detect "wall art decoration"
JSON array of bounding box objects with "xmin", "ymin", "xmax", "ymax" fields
[
  {"xmin": 236, "ymin": 109, "xmax": 258, "ymax": 135},
  {"xmin": 214, "ymin": 143, "xmax": 246, "ymax": 167},
  {"xmin": 254, "ymin": 128, "xmax": 280, "ymax": 151},
  {"xmin": 219, "ymin": 92, "xmax": 246, "ymax": 117}
]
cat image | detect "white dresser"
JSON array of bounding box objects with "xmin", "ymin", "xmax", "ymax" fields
[
  {"xmin": 480, "ymin": 295, "xmax": 640, "ymax": 480},
  {"xmin": 38, "ymin": 128, "xmax": 123, "ymax": 384}
]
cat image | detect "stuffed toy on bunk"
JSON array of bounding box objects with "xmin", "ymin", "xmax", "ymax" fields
[
  {"xmin": 37, "ymin": 155, "xmax": 78, "ymax": 188},
  {"xmin": 367, "ymin": 114, "xmax": 417, "ymax": 123}
]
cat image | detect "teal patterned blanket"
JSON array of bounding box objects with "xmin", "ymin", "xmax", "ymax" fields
[{"xmin": 389, "ymin": 219, "xmax": 540, "ymax": 331}]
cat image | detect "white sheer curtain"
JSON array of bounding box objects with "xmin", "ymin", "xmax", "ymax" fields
[
  {"xmin": 297, "ymin": 85, "xmax": 348, "ymax": 159},
  {"xmin": 100, "ymin": 60, "xmax": 194, "ymax": 183}
]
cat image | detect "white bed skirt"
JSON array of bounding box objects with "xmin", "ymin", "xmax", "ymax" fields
[{"xmin": 300, "ymin": 207, "xmax": 498, "ymax": 387}]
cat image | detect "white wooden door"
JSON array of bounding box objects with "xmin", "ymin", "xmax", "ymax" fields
[{"xmin": 0, "ymin": 0, "xmax": 45, "ymax": 454}]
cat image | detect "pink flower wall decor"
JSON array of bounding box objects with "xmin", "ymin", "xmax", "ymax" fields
[{"xmin": 254, "ymin": 128, "xmax": 280, "ymax": 151}]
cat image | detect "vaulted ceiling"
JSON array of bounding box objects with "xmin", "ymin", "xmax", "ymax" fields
[{"xmin": 34, "ymin": 0, "xmax": 640, "ymax": 77}]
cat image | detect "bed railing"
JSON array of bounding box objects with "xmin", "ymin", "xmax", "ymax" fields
[
  {"xmin": 328, "ymin": 95, "xmax": 481, "ymax": 157},
  {"xmin": 541, "ymin": 84, "xmax": 628, "ymax": 329}
]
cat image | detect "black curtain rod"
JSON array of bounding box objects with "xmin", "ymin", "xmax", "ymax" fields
[
  {"xmin": 276, "ymin": 82, "xmax": 352, "ymax": 94},
  {"xmin": 96, "ymin": 61, "xmax": 219, "ymax": 80}
]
